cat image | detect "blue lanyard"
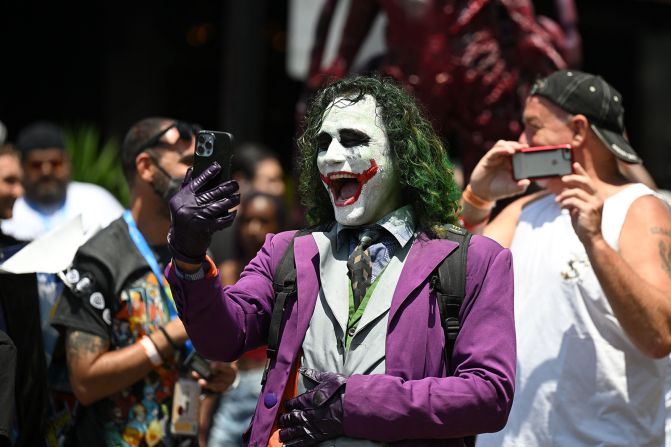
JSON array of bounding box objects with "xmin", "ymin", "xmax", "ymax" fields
[{"xmin": 122, "ymin": 210, "xmax": 178, "ymax": 320}]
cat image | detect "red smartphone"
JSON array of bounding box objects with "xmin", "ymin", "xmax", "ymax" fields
[{"xmin": 512, "ymin": 144, "xmax": 573, "ymax": 180}]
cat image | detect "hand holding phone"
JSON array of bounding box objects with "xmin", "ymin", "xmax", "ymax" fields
[
  {"xmin": 167, "ymin": 130, "xmax": 240, "ymax": 264},
  {"xmin": 512, "ymin": 144, "xmax": 573, "ymax": 180},
  {"xmin": 468, "ymin": 140, "xmax": 531, "ymax": 203}
]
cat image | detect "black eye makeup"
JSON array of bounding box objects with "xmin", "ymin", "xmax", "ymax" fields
[
  {"xmin": 339, "ymin": 129, "xmax": 371, "ymax": 148},
  {"xmin": 317, "ymin": 132, "xmax": 332, "ymax": 152}
]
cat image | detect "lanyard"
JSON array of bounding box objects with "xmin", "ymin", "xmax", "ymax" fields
[{"xmin": 122, "ymin": 210, "xmax": 178, "ymax": 320}]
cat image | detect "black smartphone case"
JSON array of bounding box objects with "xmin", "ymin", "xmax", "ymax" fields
[{"xmin": 192, "ymin": 130, "xmax": 234, "ymax": 188}]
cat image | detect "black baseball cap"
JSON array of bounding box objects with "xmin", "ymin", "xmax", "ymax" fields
[{"xmin": 529, "ymin": 70, "xmax": 641, "ymax": 164}]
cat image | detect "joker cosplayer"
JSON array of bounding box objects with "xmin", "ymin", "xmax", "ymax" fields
[{"xmin": 166, "ymin": 76, "xmax": 516, "ymax": 446}]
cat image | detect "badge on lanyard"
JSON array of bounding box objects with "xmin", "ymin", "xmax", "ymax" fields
[{"xmin": 170, "ymin": 378, "xmax": 200, "ymax": 436}]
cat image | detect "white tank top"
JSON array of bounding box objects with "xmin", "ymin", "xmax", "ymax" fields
[{"xmin": 478, "ymin": 183, "xmax": 667, "ymax": 447}]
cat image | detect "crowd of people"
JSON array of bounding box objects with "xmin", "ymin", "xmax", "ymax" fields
[
  {"xmin": 0, "ymin": 120, "xmax": 288, "ymax": 446},
  {"xmin": 1, "ymin": 36, "xmax": 671, "ymax": 447}
]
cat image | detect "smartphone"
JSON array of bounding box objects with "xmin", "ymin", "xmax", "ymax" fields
[
  {"xmin": 183, "ymin": 350, "xmax": 213, "ymax": 380},
  {"xmin": 192, "ymin": 130, "xmax": 235, "ymax": 188},
  {"xmin": 512, "ymin": 144, "xmax": 573, "ymax": 180}
]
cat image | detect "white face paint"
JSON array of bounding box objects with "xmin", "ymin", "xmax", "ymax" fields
[{"xmin": 317, "ymin": 95, "xmax": 401, "ymax": 226}]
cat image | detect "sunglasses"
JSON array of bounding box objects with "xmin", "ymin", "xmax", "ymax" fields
[
  {"xmin": 134, "ymin": 121, "xmax": 201, "ymax": 155},
  {"xmin": 26, "ymin": 158, "xmax": 65, "ymax": 171}
]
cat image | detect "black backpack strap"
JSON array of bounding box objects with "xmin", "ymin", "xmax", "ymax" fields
[
  {"xmin": 265, "ymin": 238, "xmax": 299, "ymax": 361},
  {"xmin": 262, "ymin": 225, "xmax": 330, "ymax": 385},
  {"xmin": 433, "ymin": 224, "xmax": 474, "ymax": 447},
  {"xmin": 432, "ymin": 224, "xmax": 472, "ymax": 376}
]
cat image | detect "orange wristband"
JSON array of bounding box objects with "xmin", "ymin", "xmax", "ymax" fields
[
  {"xmin": 460, "ymin": 214, "xmax": 490, "ymax": 232},
  {"xmin": 462, "ymin": 184, "xmax": 495, "ymax": 211},
  {"xmin": 204, "ymin": 255, "xmax": 219, "ymax": 278}
]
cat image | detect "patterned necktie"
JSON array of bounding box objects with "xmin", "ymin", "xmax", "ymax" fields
[{"xmin": 347, "ymin": 227, "xmax": 380, "ymax": 310}]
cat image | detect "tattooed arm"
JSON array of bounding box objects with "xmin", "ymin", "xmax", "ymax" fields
[
  {"xmin": 584, "ymin": 194, "xmax": 671, "ymax": 358},
  {"xmin": 66, "ymin": 318, "xmax": 186, "ymax": 405}
]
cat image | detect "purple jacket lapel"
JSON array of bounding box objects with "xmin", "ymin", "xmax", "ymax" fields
[
  {"xmin": 293, "ymin": 233, "xmax": 321, "ymax": 345},
  {"xmin": 389, "ymin": 235, "xmax": 459, "ymax": 324},
  {"xmin": 248, "ymin": 233, "xmax": 320, "ymax": 444}
]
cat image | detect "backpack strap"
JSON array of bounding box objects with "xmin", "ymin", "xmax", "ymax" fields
[
  {"xmin": 433, "ymin": 224, "xmax": 474, "ymax": 447},
  {"xmin": 432, "ymin": 224, "xmax": 472, "ymax": 376},
  {"xmin": 262, "ymin": 224, "xmax": 330, "ymax": 385}
]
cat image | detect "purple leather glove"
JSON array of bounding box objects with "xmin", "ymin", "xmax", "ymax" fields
[
  {"xmin": 167, "ymin": 163, "xmax": 240, "ymax": 263},
  {"xmin": 279, "ymin": 368, "xmax": 347, "ymax": 446}
]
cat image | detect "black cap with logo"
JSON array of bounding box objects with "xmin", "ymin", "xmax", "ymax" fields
[{"xmin": 529, "ymin": 70, "xmax": 641, "ymax": 164}]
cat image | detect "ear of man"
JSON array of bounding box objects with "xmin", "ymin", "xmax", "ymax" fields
[
  {"xmin": 569, "ymin": 114, "xmax": 589, "ymax": 148},
  {"xmin": 135, "ymin": 152, "xmax": 156, "ymax": 183}
]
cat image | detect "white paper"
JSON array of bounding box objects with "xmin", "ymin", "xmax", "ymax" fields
[{"xmin": 0, "ymin": 215, "xmax": 88, "ymax": 274}]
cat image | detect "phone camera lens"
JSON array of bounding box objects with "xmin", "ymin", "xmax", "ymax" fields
[{"xmin": 196, "ymin": 134, "xmax": 214, "ymax": 157}]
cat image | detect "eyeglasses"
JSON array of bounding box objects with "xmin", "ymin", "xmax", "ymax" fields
[{"xmin": 134, "ymin": 121, "xmax": 201, "ymax": 155}]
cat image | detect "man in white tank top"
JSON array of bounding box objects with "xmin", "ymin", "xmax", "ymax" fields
[{"xmin": 461, "ymin": 70, "xmax": 671, "ymax": 446}]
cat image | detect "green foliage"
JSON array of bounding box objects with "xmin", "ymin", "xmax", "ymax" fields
[{"xmin": 64, "ymin": 126, "xmax": 129, "ymax": 206}]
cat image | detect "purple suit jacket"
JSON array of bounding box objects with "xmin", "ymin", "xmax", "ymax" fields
[{"xmin": 166, "ymin": 230, "xmax": 516, "ymax": 446}]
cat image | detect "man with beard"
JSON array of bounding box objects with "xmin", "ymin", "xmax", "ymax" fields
[
  {"xmin": 165, "ymin": 77, "xmax": 516, "ymax": 446},
  {"xmin": 50, "ymin": 118, "xmax": 236, "ymax": 446},
  {"xmin": 0, "ymin": 121, "xmax": 123, "ymax": 241},
  {"xmin": 0, "ymin": 123, "xmax": 123, "ymax": 444}
]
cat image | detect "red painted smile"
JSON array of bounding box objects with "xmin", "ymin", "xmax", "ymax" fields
[{"xmin": 320, "ymin": 160, "xmax": 379, "ymax": 207}]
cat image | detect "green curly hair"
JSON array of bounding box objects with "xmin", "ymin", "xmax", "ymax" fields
[{"xmin": 297, "ymin": 75, "xmax": 461, "ymax": 237}]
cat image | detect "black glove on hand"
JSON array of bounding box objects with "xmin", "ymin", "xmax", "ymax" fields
[
  {"xmin": 167, "ymin": 163, "xmax": 240, "ymax": 264},
  {"xmin": 279, "ymin": 368, "xmax": 347, "ymax": 447}
]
